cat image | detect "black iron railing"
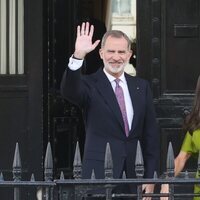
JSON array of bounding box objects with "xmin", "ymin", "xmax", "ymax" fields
[{"xmin": 0, "ymin": 141, "xmax": 200, "ymax": 199}]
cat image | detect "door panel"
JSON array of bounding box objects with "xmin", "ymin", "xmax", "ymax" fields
[
  {"xmin": 137, "ymin": 0, "xmax": 200, "ymax": 176},
  {"xmin": 159, "ymin": 0, "xmax": 200, "ymax": 174},
  {"xmin": 164, "ymin": 0, "xmax": 200, "ymax": 92},
  {"xmin": 0, "ymin": 0, "xmax": 44, "ymax": 199}
]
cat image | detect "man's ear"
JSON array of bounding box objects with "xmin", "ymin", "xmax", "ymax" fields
[
  {"xmin": 99, "ymin": 48, "xmax": 103, "ymax": 59},
  {"xmin": 128, "ymin": 50, "xmax": 133, "ymax": 59}
]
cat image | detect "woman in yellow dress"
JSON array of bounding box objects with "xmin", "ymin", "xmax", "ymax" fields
[{"xmin": 161, "ymin": 74, "xmax": 200, "ymax": 200}]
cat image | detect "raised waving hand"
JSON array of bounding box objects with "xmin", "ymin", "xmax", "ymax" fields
[{"xmin": 73, "ymin": 22, "xmax": 100, "ymax": 59}]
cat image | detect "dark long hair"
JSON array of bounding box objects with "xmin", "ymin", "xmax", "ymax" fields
[{"xmin": 183, "ymin": 75, "xmax": 200, "ymax": 134}]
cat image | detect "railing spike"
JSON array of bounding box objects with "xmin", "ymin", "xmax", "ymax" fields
[
  {"xmin": 13, "ymin": 143, "xmax": 21, "ymax": 167},
  {"xmin": 135, "ymin": 141, "xmax": 144, "ymax": 165},
  {"xmin": 104, "ymin": 143, "xmax": 113, "ymax": 179},
  {"xmin": 44, "ymin": 142, "xmax": 53, "ymax": 181},
  {"xmin": 184, "ymin": 170, "xmax": 189, "ymax": 179},
  {"xmin": 60, "ymin": 171, "xmax": 65, "ymax": 180},
  {"xmin": 122, "ymin": 171, "xmax": 126, "ymax": 179},
  {"xmin": 13, "ymin": 142, "xmax": 22, "ymax": 181},
  {"xmin": 73, "ymin": 141, "xmax": 82, "ymax": 166},
  {"xmin": 91, "ymin": 169, "xmax": 96, "ymax": 180},
  {"xmin": 135, "ymin": 141, "xmax": 144, "ymax": 178},
  {"xmin": 166, "ymin": 142, "xmax": 175, "ymax": 177},
  {"xmin": 30, "ymin": 173, "xmax": 35, "ymax": 181},
  {"xmin": 0, "ymin": 172, "xmax": 4, "ymax": 181},
  {"xmin": 73, "ymin": 141, "xmax": 82, "ymax": 179},
  {"xmin": 153, "ymin": 171, "xmax": 158, "ymax": 179}
]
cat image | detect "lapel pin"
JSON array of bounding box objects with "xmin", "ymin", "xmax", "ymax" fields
[{"xmin": 137, "ymin": 87, "xmax": 139, "ymax": 90}]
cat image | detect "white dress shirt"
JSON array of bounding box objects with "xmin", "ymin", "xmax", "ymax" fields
[{"xmin": 68, "ymin": 56, "xmax": 134, "ymax": 130}]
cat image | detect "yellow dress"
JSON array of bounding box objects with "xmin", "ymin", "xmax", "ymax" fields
[{"xmin": 181, "ymin": 129, "xmax": 200, "ymax": 200}]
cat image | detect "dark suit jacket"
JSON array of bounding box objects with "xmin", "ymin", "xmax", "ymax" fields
[{"xmin": 61, "ymin": 67, "xmax": 159, "ymax": 180}]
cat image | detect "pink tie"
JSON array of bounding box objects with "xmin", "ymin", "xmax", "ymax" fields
[{"xmin": 115, "ymin": 79, "xmax": 129, "ymax": 137}]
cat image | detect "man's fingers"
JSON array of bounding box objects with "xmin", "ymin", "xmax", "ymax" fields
[
  {"xmin": 81, "ymin": 22, "xmax": 85, "ymax": 35},
  {"xmin": 77, "ymin": 22, "xmax": 93, "ymax": 37},
  {"xmin": 76, "ymin": 22, "xmax": 99, "ymax": 54},
  {"xmin": 77, "ymin": 25, "xmax": 81, "ymax": 37},
  {"xmin": 92, "ymin": 40, "xmax": 101, "ymax": 50},
  {"xmin": 85, "ymin": 22, "xmax": 90, "ymax": 35},
  {"xmin": 89, "ymin": 24, "xmax": 94, "ymax": 37}
]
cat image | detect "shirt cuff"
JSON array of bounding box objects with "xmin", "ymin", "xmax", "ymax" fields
[{"xmin": 68, "ymin": 55, "xmax": 84, "ymax": 71}]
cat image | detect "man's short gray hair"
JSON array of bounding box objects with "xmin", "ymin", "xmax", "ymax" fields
[{"xmin": 101, "ymin": 30, "xmax": 131, "ymax": 50}]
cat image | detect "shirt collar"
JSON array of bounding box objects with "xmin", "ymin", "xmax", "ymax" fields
[{"xmin": 103, "ymin": 68, "xmax": 126, "ymax": 84}]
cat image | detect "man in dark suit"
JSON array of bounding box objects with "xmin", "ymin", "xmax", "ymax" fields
[{"xmin": 61, "ymin": 22, "xmax": 159, "ymax": 199}]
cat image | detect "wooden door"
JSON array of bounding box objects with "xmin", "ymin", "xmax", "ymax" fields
[{"xmin": 137, "ymin": 0, "xmax": 200, "ymax": 174}]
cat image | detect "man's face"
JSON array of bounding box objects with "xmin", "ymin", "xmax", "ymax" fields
[{"xmin": 99, "ymin": 36, "xmax": 132, "ymax": 78}]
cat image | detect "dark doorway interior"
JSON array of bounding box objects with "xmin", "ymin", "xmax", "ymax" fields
[{"xmin": 46, "ymin": 0, "xmax": 107, "ymax": 178}]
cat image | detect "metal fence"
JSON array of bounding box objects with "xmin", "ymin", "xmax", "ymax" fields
[{"xmin": 0, "ymin": 141, "xmax": 200, "ymax": 200}]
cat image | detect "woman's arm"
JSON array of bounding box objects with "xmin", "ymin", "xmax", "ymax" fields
[
  {"xmin": 174, "ymin": 151, "xmax": 191, "ymax": 176},
  {"xmin": 160, "ymin": 151, "xmax": 191, "ymax": 200}
]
